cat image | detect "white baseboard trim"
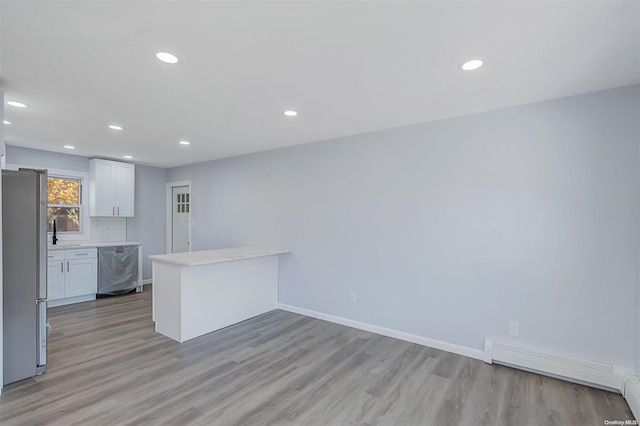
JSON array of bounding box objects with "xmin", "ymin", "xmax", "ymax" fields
[
  {"xmin": 277, "ymin": 303, "xmax": 484, "ymax": 361},
  {"xmin": 141, "ymin": 279, "xmax": 152, "ymax": 286}
]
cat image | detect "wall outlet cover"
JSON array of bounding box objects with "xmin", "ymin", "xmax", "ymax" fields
[{"xmin": 509, "ymin": 321, "xmax": 520, "ymax": 337}]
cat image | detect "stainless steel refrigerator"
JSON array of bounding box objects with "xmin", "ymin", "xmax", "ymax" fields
[{"xmin": 2, "ymin": 168, "xmax": 47, "ymax": 385}]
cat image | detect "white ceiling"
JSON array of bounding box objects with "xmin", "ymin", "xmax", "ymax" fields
[{"xmin": 1, "ymin": 1, "xmax": 639, "ymax": 168}]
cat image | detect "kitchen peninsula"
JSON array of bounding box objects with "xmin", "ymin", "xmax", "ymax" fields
[{"xmin": 149, "ymin": 246, "xmax": 290, "ymax": 343}]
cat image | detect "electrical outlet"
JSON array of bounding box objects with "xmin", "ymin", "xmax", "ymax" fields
[
  {"xmin": 349, "ymin": 292, "xmax": 357, "ymax": 304},
  {"xmin": 509, "ymin": 321, "xmax": 520, "ymax": 337}
]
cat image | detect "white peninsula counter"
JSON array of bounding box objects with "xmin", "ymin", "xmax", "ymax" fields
[{"xmin": 149, "ymin": 246, "xmax": 290, "ymax": 343}]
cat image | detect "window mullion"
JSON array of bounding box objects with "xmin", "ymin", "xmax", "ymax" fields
[{"xmin": 49, "ymin": 204, "xmax": 81, "ymax": 208}]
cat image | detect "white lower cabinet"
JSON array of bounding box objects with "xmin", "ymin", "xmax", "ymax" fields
[
  {"xmin": 48, "ymin": 248, "xmax": 98, "ymax": 307},
  {"xmin": 47, "ymin": 260, "xmax": 65, "ymax": 300}
]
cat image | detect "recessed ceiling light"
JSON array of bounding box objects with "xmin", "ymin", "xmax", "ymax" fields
[
  {"xmin": 108, "ymin": 124, "xmax": 123, "ymax": 130},
  {"xmin": 284, "ymin": 110, "xmax": 298, "ymax": 117},
  {"xmin": 7, "ymin": 100, "xmax": 29, "ymax": 108},
  {"xmin": 63, "ymin": 145, "xmax": 75, "ymax": 150},
  {"xmin": 3, "ymin": 120, "xmax": 12, "ymax": 125},
  {"xmin": 460, "ymin": 59, "xmax": 484, "ymax": 71},
  {"xmin": 123, "ymin": 155, "xmax": 133, "ymax": 159},
  {"xmin": 156, "ymin": 52, "xmax": 179, "ymax": 64}
]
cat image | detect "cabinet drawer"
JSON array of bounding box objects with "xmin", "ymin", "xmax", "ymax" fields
[
  {"xmin": 65, "ymin": 248, "xmax": 97, "ymax": 260},
  {"xmin": 47, "ymin": 251, "xmax": 65, "ymax": 261}
]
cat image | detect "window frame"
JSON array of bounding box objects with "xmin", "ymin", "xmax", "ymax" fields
[
  {"xmin": 6, "ymin": 163, "xmax": 90, "ymax": 241},
  {"xmin": 47, "ymin": 175, "xmax": 83, "ymax": 234}
]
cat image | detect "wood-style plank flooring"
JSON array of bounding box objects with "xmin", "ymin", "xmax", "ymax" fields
[{"xmin": 0, "ymin": 287, "xmax": 634, "ymax": 425}]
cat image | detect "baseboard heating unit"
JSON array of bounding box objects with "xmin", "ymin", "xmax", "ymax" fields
[
  {"xmin": 484, "ymin": 339, "xmax": 626, "ymax": 392},
  {"xmin": 623, "ymin": 376, "xmax": 640, "ymax": 420}
]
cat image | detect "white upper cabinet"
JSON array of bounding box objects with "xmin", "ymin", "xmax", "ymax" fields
[
  {"xmin": 89, "ymin": 159, "xmax": 135, "ymax": 217},
  {"xmin": 90, "ymin": 160, "xmax": 116, "ymax": 216}
]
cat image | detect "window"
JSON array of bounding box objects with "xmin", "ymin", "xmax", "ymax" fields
[
  {"xmin": 176, "ymin": 193, "xmax": 190, "ymax": 213},
  {"xmin": 48, "ymin": 176, "xmax": 82, "ymax": 232},
  {"xmin": 6, "ymin": 164, "xmax": 90, "ymax": 240}
]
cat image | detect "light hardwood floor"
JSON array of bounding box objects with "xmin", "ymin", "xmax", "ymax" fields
[{"xmin": 0, "ymin": 287, "xmax": 634, "ymax": 425}]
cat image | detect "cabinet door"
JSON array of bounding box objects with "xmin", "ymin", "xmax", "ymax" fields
[
  {"xmin": 65, "ymin": 258, "xmax": 98, "ymax": 297},
  {"xmin": 89, "ymin": 160, "xmax": 116, "ymax": 216},
  {"xmin": 114, "ymin": 162, "xmax": 135, "ymax": 217},
  {"xmin": 47, "ymin": 261, "xmax": 65, "ymax": 301}
]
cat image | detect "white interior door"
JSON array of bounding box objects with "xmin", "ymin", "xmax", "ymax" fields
[{"xmin": 172, "ymin": 186, "xmax": 190, "ymax": 253}]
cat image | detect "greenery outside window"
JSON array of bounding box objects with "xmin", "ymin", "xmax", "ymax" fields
[{"xmin": 48, "ymin": 176, "xmax": 82, "ymax": 232}]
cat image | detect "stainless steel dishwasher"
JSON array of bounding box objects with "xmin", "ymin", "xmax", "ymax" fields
[{"xmin": 97, "ymin": 245, "xmax": 139, "ymax": 296}]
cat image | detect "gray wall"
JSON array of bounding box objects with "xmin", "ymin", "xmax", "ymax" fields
[
  {"xmin": 126, "ymin": 165, "xmax": 167, "ymax": 279},
  {"xmin": 7, "ymin": 145, "xmax": 89, "ymax": 172},
  {"xmin": 4, "ymin": 146, "xmax": 167, "ymax": 280},
  {"xmin": 168, "ymin": 85, "xmax": 640, "ymax": 370}
]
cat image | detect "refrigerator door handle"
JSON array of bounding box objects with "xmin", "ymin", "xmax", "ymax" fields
[{"xmin": 36, "ymin": 170, "xmax": 48, "ymax": 300}]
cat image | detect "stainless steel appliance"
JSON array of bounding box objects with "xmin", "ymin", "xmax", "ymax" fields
[{"xmin": 2, "ymin": 168, "xmax": 47, "ymax": 385}]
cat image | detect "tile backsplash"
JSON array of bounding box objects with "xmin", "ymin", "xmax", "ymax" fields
[{"xmin": 90, "ymin": 217, "xmax": 127, "ymax": 242}]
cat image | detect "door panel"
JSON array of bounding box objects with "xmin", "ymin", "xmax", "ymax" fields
[
  {"xmin": 2, "ymin": 170, "xmax": 38, "ymax": 384},
  {"xmin": 115, "ymin": 163, "xmax": 134, "ymax": 216},
  {"xmin": 65, "ymin": 258, "xmax": 97, "ymax": 297},
  {"xmin": 92, "ymin": 161, "xmax": 115, "ymax": 216},
  {"xmin": 172, "ymin": 186, "xmax": 190, "ymax": 253},
  {"xmin": 47, "ymin": 261, "xmax": 64, "ymax": 300}
]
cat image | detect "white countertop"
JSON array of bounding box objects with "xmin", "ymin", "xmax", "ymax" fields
[
  {"xmin": 149, "ymin": 246, "xmax": 290, "ymax": 266},
  {"xmin": 48, "ymin": 241, "xmax": 141, "ymax": 250}
]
